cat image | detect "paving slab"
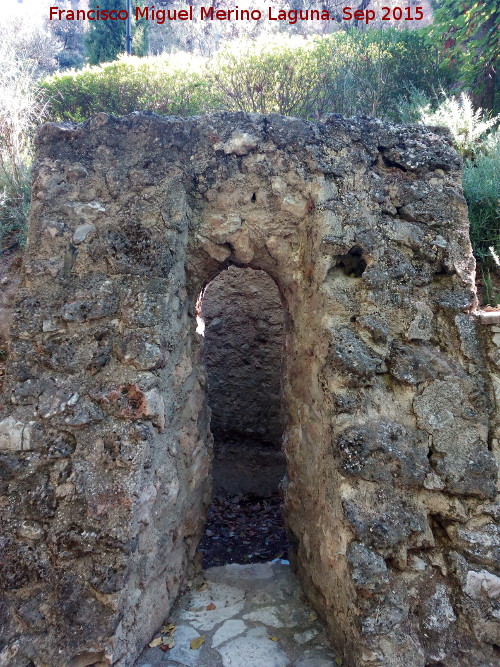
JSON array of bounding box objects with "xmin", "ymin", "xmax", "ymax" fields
[
  {"xmin": 135, "ymin": 561, "xmax": 339, "ymax": 667},
  {"xmin": 211, "ymin": 620, "xmax": 247, "ymax": 648}
]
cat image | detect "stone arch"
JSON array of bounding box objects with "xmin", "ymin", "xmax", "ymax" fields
[{"xmin": 0, "ymin": 112, "xmax": 498, "ymax": 667}]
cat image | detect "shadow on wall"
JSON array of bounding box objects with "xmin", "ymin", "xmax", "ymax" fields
[{"xmin": 199, "ymin": 265, "xmax": 286, "ymax": 497}]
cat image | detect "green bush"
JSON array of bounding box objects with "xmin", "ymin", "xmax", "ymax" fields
[
  {"xmin": 41, "ymin": 55, "xmax": 220, "ymax": 122},
  {"xmin": 41, "ymin": 30, "xmax": 452, "ymax": 123},
  {"xmin": 462, "ymin": 130, "xmax": 500, "ymax": 264},
  {"xmin": 210, "ymin": 28, "xmax": 452, "ymax": 120},
  {"xmin": 208, "ymin": 36, "xmax": 323, "ymax": 116}
]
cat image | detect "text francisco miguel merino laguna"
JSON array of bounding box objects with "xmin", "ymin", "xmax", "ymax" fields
[{"xmin": 49, "ymin": 5, "xmax": 425, "ymax": 25}]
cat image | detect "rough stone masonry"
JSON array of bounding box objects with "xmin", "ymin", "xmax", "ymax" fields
[{"xmin": 0, "ymin": 112, "xmax": 499, "ymax": 667}]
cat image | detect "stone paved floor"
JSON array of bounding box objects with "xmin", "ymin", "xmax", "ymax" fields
[{"xmin": 136, "ymin": 561, "xmax": 340, "ymax": 667}]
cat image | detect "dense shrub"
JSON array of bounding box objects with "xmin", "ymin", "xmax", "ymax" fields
[
  {"xmin": 41, "ymin": 30, "xmax": 452, "ymax": 123},
  {"xmin": 211, "ymin": 30, "xmax": 454, "ymax": 120},
  {"xmin": 208, "ymin": 36, "xmax": 321, "ymax": 116},
  {"xmin": 426, "ymin": 0, "xmax": 499, "ymax": 111},
  {"xmin": 462, "ymin": 131, "xmax": 500, "ymax": 264},
  {"xmin": 41, "ymin": 55, "xmax": 220, "ymax": 122}
]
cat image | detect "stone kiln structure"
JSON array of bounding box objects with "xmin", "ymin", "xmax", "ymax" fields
[{"xmin": 0, "ymin": 112, "xmax": 499, "ymax": 667}]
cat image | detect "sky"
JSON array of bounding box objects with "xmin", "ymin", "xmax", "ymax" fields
[
  {"xmin": 4, "ymin": 1, "xmax": 50, "ymax": 18},
  {"xmin": 4, "ymin": 0, "xmax": 88, "ymax": 17}
]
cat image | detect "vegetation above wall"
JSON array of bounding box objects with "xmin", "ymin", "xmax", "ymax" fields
[{"xmin": 41, "ymin": 30, "xmax": 454, "ymax": 122}]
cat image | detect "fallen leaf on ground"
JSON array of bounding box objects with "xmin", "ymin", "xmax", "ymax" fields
[
  {"xmin": 309, "ymin": 612, "xmax": 318, "ymax": 622},
  {"xmin": 335, "ymin": 658, "xmax": 343, "ymax": 666},
  {"xmin": 269, "ymin": 636, "xmax": 279, "ymax": 641},
  {"xmin": 197, "ymin": 582, "xmax": 208, "ymax": 591},
  {"xmin": 190, "ymin": 636, "xmax": 206, "ymax": 650},
  {"xmin": 199, "ymin": 491, "xmax": 289, "ymax": 568},
  {"xmin": 206, "ymin": 602, "xmax": 216, "ymax": 610},
  {"xmin": 161, "ymin": 624, "xmax": 176, "ymax": 635},
  {"xmin": 148, "ymin": 637, "xmax": 163, "ymax": 648}
]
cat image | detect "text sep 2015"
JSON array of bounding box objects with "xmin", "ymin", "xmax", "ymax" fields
[{"xmin": 49, "ymin": 6, "xmax": 425, "ymax": 25}]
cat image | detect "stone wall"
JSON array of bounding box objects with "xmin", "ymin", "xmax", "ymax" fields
[
  {"xmin": 0, "ymin": 112, "xmax": 498, "ymax": 667},
  {"xmin": 201, "ymin": 266, "xmax": 286, "ymax": 496}
]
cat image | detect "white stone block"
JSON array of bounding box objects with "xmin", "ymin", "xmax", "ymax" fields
[{"xmin": 211, "ymin": 620, "xmax": 246, "ymax": 648}]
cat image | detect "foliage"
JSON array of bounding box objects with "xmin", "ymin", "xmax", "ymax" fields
[
  {"xmin": 209, "ymin": 36, "xmax": 321, "ymax": 116},
  {"xmin": 462, "ymin": 130, "xmax": 500, "ymax": 264},
  {"xmin": 0, "ymin": 167, "xmax": 31, "ymax": 251},
  {"xmin": 396, "ymin": 88, "xmax": 435, "ymax": 124},
  {"xmin": 132, "ymin": 9, "xmax": 149, "ymax": 59},
  {"xmin": 413, "ymin": 91, "xmax": 500, "ymax": 270},
  {"xmin": 42, "ymin": 30, "xmax": 451, "ymax": 122},
  {"xmin": 145, "ymin": 0, "xmax": 340, "ymax": 57},
  {"xmin": 86, "ymin": 0, "xmax": 127, "ymax": 65},
  {"xmin": 85, "ymin": 0, "xmax": 149, "ymax": 65},
  {"xmin": 209, "ymin": 30, "xmax": 452, "ymax": 120},
  {"xmin": 409, "ymin": 91, "xmax": 499, "ymax": 269},
  {"xmin": 50, "ymin": 1, "xmax": 86, "ymax": 70},
  {"xmin": 0, "ymin": 12, "xmax": 62, "ymax": 76},
  {"xmin": 41, "ymin": 55, "xmax": 218, "ymax": 122},
  {"xmin": 0, "ymin": 49, "xmax": 45, "ymax": 249},
  {"xmin": 480, "ymin": 267, "xmax": 500, "ymax": 307},
  {"xmin": 417, "ymin": 93, "xmax": 500, "ymax": 158},
  {"xmin": 0, "ymin": 3, "xmax": 66, "ymax": 248},
  {"xmin": 427, "ymin": 0, "xmax": 499, "ymax": 109}
]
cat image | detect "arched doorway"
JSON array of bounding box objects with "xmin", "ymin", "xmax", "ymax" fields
[{"xmin": 197, "ymin": 266, "xmax": 288, "ymax": 566}]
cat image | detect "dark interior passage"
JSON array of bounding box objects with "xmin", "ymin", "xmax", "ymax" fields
[{"xmin": 197, "ymin": 266, "xmax": 289, "ymax": 567}]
